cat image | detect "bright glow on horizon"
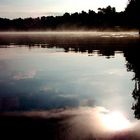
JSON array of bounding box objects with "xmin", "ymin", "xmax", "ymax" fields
[
  {"xmin": 101, "ymin": 111, "xmax": 131, "ymax": 131},
  {"xmin": 0, "ymin": 0, "xmax": 128, "ymax": 19}
]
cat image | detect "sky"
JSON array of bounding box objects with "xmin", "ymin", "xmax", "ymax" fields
[{"xmin": 0, "ymin": 0, "xmax": 128, "ymax": 19}]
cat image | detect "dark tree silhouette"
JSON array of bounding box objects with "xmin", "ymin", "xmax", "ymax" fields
[
  {"xmin": 125, "ymin": 0, "xmax": 140, "ymax": 30},
  {"xmin": 124, "ymin": 45, "xmax": 140, "ymax": 119},
  {"xmin": 123, "ymin": 1, "xmax": 140, "ymax": 118},
  {"xmin": 0, "ymin": 1, "xmax": 139, "ymax": 31}
]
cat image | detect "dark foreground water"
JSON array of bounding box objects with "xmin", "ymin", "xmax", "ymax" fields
[{"xmin": 0, "ymin": 32, "xmax": 140, "ymax": 140}]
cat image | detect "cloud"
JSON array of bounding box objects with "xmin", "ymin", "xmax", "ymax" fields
[{"xmin": 13, "ymin": 70, "xmax": 36, "ymax": 80}]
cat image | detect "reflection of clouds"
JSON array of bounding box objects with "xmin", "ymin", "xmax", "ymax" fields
[
  {"xmin": 80, "ymin": 99, "xmax": 95, "ymax": 107},
  {"xmin": 41, "ymin": 86, "xmax": 78, "ymax": 98},
  {"xmin": 13, "ymin": 70, "xmax": 36, "ymax": 80},
  {"xmin": 72, "ymin": 68, "xmax": 128, "ymax": 85},
  {"xmin": 1, "ymin": 106, "xmax": 139, "ymax": 140},
  {"xmin": 104, "ymin": 69, "xmax": 127, "ymax": 76},
  {"xmin": 58, "ymin": 94, "xmax": 78, "ymax": 98},
  {"xmin": 42, "ymin": 86, "xmax": 53, "ymax": 92},
  {"xmin": 0, "ymin": 90, "xmax": 79, "ymax": 111}
]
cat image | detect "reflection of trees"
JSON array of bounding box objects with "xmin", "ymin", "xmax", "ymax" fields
[
  {"xmin": 36, "ymin": 38, "xmax": 140, "ymax": 119},
  {"xmin": 124, "ymin": 46, "xmax": 140, "ymax": 119},
  {"xmin": 132, "ymin": 80, "xmax": 140, "ymax": 119},
  {"xmin": 0, "ymin": 33, "xmax": 140, "ymax": 118}
]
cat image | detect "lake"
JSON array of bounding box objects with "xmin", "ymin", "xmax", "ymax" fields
[{"xmin": 0, "ymin": 32, "xmax": 140, "ymax": 140}]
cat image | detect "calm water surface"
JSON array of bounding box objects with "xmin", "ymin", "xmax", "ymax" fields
[{"xmin": 0, "ymin": 32, "xmax": 140, "ymax": 139}]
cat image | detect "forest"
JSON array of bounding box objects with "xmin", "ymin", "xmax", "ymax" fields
[{"xmin": 0, "ymin": 0, "xmax": 139, "ymax": 30}]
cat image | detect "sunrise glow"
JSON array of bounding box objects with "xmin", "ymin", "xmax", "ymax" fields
[{"xmin": 101, "ymin": 111, "xmax": 131, "ymax": 131}]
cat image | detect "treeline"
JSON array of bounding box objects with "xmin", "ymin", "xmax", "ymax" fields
[{"xmin": 0, "ymin": 0, "xmax": 139, "ymax": 30}]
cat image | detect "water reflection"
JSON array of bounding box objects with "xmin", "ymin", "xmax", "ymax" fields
[
  {"xmin": 0, "ymin": 33, "xmax": 140, "ymax": 119},
  {"xmin": 0, "ymin": 107, "xmax": 139, "ymax": 140},
  {"xmin": 124, "ymin": 48, "xmax": 140, "ymax": 119}
]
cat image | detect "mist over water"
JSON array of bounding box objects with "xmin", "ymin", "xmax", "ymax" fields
[
  {"xmin": 0, "ymin": 32, "xmax": 140, "ymax": 139},
  {"xmin": 0, "ymin": 31, "xmax": 139, "ymax": 37}
]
